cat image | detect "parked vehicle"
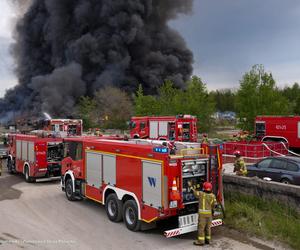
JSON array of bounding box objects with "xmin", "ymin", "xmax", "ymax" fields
[
  {"xmin": 61, "ymin": 138, "xmax": 223, "ymax": 237},
  {"xmin": 255, "ymin": 116, "xmax": 300, "ymax": 150},
  {"xmin": 130, "ymin": 115, "xmax": 198, "ymax": 142},
  {"xmin": 7, "ymin": 134, "xmax": 63, "ymax": 182},
  {"xmin": 247, "ymin": 156, "xmax": 300, "ymax": 185}
]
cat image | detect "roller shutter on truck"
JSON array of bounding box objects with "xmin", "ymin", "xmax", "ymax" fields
[
  {"xmin": 85, "ymin": 152, "xmax": 116, "ymax": 187},
  {"xmin": 103, "ymin": 154, "xmax": 116, "ymax": 186},
  {"xmin": 86, "ymin": 152, "xmax": 102, "ymax": 187},
  {"xmin": 150, "ymin": 121, "xmax": 158, "ymax": 138},
  {"xmin": 16, "ymin": 140, "xmax": 22, "ymax": 160},
  {"xmin": 158, "ymin": 122, "xmax": 168, "ymax": 137},
  {"xmin": 142, "ymin": 161, "xmax": 162, "ymax": 209},
  {"xmin": 28, "ymin": 142, "xmax": 35, "ymax": 162},
  {"xmin": 21, "ymin": 141, "xmax": 28, "ymax": 161}
]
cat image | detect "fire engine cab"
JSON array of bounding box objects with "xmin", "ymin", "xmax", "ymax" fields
[
  {"xmin": 60, "ymin": 137, "xmax": 223, "ymax": 236},
  {"xmin": 129, "ymin": 115, "xmax": 198, "ymax": 142},
  {"xmin": 255, "ymin": 116, "xmax": 300, "ymax": 149},
  {"xmin": 7, "ymin": 134, "xmax": 63, "ymax": 182}
]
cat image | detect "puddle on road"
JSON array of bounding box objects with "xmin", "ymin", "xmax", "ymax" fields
[{"xmin": 0, "ymin": 168, "xmax": 23, "ymax": 201}]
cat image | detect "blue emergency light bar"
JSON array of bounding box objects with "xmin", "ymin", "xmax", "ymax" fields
[{"xmin": 153, "ymin": 147, "xmax": 168, "ymax": 153}]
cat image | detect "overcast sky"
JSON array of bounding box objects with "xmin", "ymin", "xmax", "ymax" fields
[{"xmin": 1, "ymin": 0, "xmax": 300, "ymax": 97}]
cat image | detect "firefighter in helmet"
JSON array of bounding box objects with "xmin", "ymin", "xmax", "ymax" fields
[
  {"xmin": 233, "ymin": 150, "xmax": 247, "ymax": 176},
  {"xmin": 188, "ymin": 181, "xmax": 217, "ymax": 245},
  {"xmin": 202, "ymin": 133, "xmax": 209, "ymax": 144}
]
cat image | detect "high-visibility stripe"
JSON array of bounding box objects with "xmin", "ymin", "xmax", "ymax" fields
[
  {"xmin": 85, "ymin": 149, "xmax": 163, "ymax": 163},
  {"xmin": 199, "ymin": 211, "xmax": 212, "ymax": 215},
  {"xmin": 205, "ymin": 236, "xmax": 211, "ymax": 240},
  {"xmin": 198, "ymin": 236, "xmax": 205, "ymax": 240},
  {"xmin": 199, "ymin": 209, "xmax": 211, "ymax": 212}
]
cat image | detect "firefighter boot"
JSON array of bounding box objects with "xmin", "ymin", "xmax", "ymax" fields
[{"xmin": 193, "ymin": 240, "xmax": 204, "ymax": 246}]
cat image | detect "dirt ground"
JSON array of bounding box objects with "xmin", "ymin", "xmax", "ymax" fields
[{"xmin": 0, "ymin": 162, "xmax": 290, "ymax": 250}]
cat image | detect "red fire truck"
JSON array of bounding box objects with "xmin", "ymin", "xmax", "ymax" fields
[
  {"xmin": 60, "ymin": 138, "xmax": 223, "ymax": 236},
  {"xmin": 255, "ymin": 116, "xmax": 300, "ymax": 149},
  {"xmin": 41, "ymin": 119, "xmax": 83, "ymax": 136},
  {"xmin": 129, "ymin": 115, "xmax": 198, "ymax": 142},
  {"xmin": 7, "ymin": 134, "xmax": 63, "ymax": 182}
]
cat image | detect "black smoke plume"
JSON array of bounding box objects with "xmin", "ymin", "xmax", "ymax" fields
[{"xmin": 2, "ymin": 0, "xmax": 194, "ymax": 118}]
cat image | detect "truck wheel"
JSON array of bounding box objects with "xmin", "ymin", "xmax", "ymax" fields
[
  {"xmin": 123, "ymin": 200, "xmax": 141, "ymax": 231},
  {"xmin": 24, "ymin": 166, "xmax": 34, "ymax": 183},
  {"xmin": 105, "ymin": 193, "xmax": 123, "ymax": 222},
  {"xmin": 65, "ymin": 178, "xmax": 76, "ymax": 201}
]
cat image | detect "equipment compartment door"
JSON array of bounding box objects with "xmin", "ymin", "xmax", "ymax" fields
[
  {"xmin": 159, "ymin": 121, "xmax": 168, "ymax": 137},
  {"xmin": 16, "ymin": 140, "xmax": 22, "ymax": 160},
  {"xmin": 103, "ymin": 154, "xmax": 116, "ymax": 185},
  {"xmin": 142, "ymin": 161, "xmax": 162, "ymax": 208},
  {"xmin": 149, "ymin": 121, "xmax": 158, "ymax": 138},
  {"xmin": 298, "ymin": 122, "xmax": 300, "ymax": 139},
  {"xmin": 28, "ymin": 142, "xmax": 34, "ymax": 163},
  {"xmin": 21, "ymin": 141, "xmax": 28, "ymax": 161},
  {"xmin": 86, "ymin": 152, "xmax": 102, "ymax": 188}
]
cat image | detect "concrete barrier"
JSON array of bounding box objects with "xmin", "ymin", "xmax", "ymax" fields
[{"xmin": 223, "ymin": 174, "xmax": 300, "ymax": 213}]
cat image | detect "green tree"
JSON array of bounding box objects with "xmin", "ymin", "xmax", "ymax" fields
[
  {"xmin": 282, "ymin": 83, "xmax": 300, "ymax": 114},
  {"xmin": 157, "ymin": 80, "xmax": 181, "ymax": 115},
  {"xmin": 134, "ymin": 85, "xmax": 160, "ymax": 116},
  {"xmin": 236, "ymin": 65, "xmax": 291, "ymax": 131},
  {"xmin": 94, "ymin": 87, "xmax": 133, "ymax": 129},
  {"xmin": 210, "ymin": 89, "xmax": 236, "ymax": 112},
  {"xmin": 77, "ymin": 96, "xmax": 96, "ymax": 129},
  {"xmin": 183, "ymin": 76, "xmax": 215, "ymax": 132}
]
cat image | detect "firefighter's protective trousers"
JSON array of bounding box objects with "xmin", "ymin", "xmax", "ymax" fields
[
  {"xmin": 191, "ymin": 188, "xmax": 217, "ymax": 244},
  {"xmin": 234, "ymin": 157, "xmax": 247, "ymax": 176}
]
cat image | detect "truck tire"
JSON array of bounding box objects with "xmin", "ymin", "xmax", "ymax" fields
[
  {"xmin": 24, "ymin": 166, "xmax": 34, "ymax": 183},
  {"xmin": 65, "ymin": 178, "xmax": 76, "ymax": 201},
  {"xmin": 123, "ymin": 200, "xmax": 141, "ymax": 231},
  {"xmin": 105, "ymin": 193, "xmax": 123, "ymax": 222}
]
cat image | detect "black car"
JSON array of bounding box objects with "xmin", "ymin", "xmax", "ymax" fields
[{"xmin": 247, "ymin": 156, "xmax": 300, "ymax": 185}]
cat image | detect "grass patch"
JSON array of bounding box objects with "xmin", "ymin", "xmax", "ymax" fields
[{"xmin": 224, "ymin": 192, "xmax": 300, "ymax": 250}]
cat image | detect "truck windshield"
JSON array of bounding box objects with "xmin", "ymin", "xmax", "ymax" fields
[
  {"xmin": 63, "ymin": 141, "xmax": 82, "ymax": 160},
  {"xmin": 129, "ymin": 121, "xmax": 136, "ymax": 129}
]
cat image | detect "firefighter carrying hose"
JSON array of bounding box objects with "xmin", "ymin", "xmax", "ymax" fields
[
  {"xmin": 233, "ymin": 150, "xmax": 247, "ymax": 176},
  {"xmin": 188, "ymin": 181, "xmax": 217, "ymax": 246}
]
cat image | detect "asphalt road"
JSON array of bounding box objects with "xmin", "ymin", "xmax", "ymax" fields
[{"xmin": 0, "ymin": 163, "xmax": 289, "ymax": 250}]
